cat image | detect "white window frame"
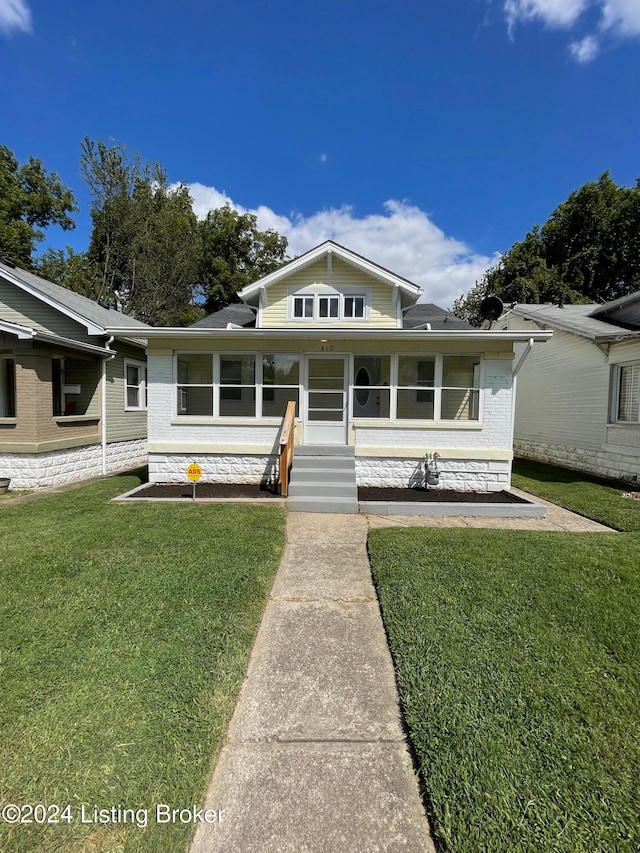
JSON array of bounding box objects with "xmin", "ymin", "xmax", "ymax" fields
[
  {"xmin": 0, "ymin": 356, "xmax": 16, "ymax": 418},
  {"xmin": 611, "ymin": 361, "xmax": 640, "ymax": 424},
  {"xmin": 174, "ymin": 352, "xmax": 301, "ymax": 420},
  {"xmin": 288, "ymin": 287, "xmax": 371, "ymax": 322},
  {"xmin": 124, "ymin": 359, "xmax": 147, "ymax": 411}
]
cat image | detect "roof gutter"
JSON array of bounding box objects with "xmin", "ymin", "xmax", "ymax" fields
[{"xmin": 105, "ymin": 326, "xmax": 553, "ymax": 344}]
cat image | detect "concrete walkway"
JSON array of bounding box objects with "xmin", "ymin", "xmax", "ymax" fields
[{"xmin": 191, "ymin": 512, "xmax": 436, "ymax": 853}]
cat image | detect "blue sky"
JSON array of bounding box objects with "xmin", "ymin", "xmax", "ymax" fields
[{"xmin": 1, "ymin": 0, "xmax": 639, "ymax": 308}]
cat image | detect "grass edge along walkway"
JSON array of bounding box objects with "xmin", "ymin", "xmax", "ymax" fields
[
  {"xmin": 512, "ymin": 457, "xmax": 640, "ymax": 532},
  {"xmin": 0, "ymin": 472, "xmax": 286, "ymax": 853},
  {"xmin": 369, "ymin": 463, "xmax": 640, "ymax": 852}
]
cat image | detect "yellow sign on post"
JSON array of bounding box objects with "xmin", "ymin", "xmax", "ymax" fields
[
  {"xmin": 187, "ymin": 463, "xmax": 202, "ymax": 482},
  {"xmin": 187, "ymin": 463, "xmax": 202, "ymax": 501}
]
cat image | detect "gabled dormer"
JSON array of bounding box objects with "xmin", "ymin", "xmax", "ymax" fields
[{"xmin": 238, "ymin": 241, "xmax": 422, "ymax": 329}]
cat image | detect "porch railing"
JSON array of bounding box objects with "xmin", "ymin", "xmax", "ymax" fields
[{"xmin": 278, "ymin": 400, "xmax": 297, "ymax": 496}]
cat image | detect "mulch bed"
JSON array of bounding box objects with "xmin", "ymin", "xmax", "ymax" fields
[
  {"xmin": 130, "ymin": 483, "xmax": 282, "ymax": 499},
  {"xmin": 358, "ymin": 487, "xmax": 528, "ymax": 504},
  {"xmin": 130, "ymin": 483, "xmax": 527, "ymax": 504}
]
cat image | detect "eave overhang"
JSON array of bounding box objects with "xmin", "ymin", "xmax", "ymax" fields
[{"xmin": 106, "ymin": 326, "xmax": 553, "ymax": 344}]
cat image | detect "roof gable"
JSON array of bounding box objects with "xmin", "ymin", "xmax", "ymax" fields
[
  {"xmin": 238, "ymin": 240, "xmax": 422, "ymax": 304},
  {"xmin": 0, "ymin": 261, "xmax": 151, "ymax": 335}
]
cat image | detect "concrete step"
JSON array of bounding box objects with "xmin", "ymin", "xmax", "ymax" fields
[
  {"xmin": 291, "ymin": 457, "xmax": 356, "ymax": 473},
  {"xmin": 287, "ymin": 495, "xmax": 359, "ymax": 514},
  {"xmin": 294, "ymin": 445, "xmax": 355, "ymax": 457},
  {"xmin": 289, "ymin": 468, "xmax": 356, "ymax": 484},
  {"xmin": 288, "ymin": 481, "xmax": 358, "ymax": 498}
]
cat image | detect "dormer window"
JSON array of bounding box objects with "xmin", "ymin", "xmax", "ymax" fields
[
  {"xmin": 289, "ymin": 288, "xmax": 370, "ymax": 321},
  {"xmin": 293, "ymin": 296, "xmax": 314, "ymax": 318},
  {"xmin": 344, "ymin": 295, "xmax": 365, "ymax": 318},
  {"xmin": 318, "ymin": 296, "xmax": 339, "ymax": 318}
]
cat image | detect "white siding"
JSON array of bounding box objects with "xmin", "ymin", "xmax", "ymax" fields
[
  {"xmin": 260, "ymin": 257, "xmax": 398, "ymax": 328},
  {"xmin": 508, "ymin": 321, "xmax": 609, "ymax": 451}
]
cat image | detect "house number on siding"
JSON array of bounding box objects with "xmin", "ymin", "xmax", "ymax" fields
[{"xmin": 320, "ymin": 344, "xmax": 334, "ymax": 352}]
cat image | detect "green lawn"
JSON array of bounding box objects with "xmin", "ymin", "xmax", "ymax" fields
[
  {"xmin": 0, "ymin": 473, "xmax": 286, "ymax": 853},
  {"xmin": 512, "ymin": 458, "xmax": 640, "ymax": 532},
  {"xmin": 369, "ymin": 466, "xmax": 640, "ymax": 853}
]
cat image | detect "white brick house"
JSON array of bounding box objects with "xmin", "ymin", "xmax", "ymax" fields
[{"xmin": 107, "ymin": 242, "xmax": 550, "ymax": 491}]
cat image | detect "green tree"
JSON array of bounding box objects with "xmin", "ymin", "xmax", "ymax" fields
[
  {"xmin": 454, "ymin": 172, "xmax": 640, "ymax": 326},
  {"xmin": 36, "ymin": 247, "xmax": 99, "ymax": 299},
  {"xmin": 80, "ymin": 137, "xmax": 202, "ymax": 325},
  {"xmin": 0, "ymin": 145, "xmax": 77, "ymax": 268},
  {"xmin": 199, "ymin": 204, "xmax": 288, "ymax": 312}
]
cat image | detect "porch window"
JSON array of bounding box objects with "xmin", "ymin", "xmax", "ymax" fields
[
  {"xmin": 397, "ymin": 356, "xmax": 435, "ymax": 420},
  {"xmin": 353, "ymin": 356, "xmax": 390, "ymax": 418},
  {"xmin": 177, "ymin": 354, "xmax": 214, "ymax": 415},
  {"xmin": 262, "ymin": 354, "xmax": 299, "ymax": 417},
  {"xmin": 614, "ymin": 363, "xmax": 640, "ymax": 423},
  {"xmin": 219, "ymin": 355, "xmax": 256, "ymax": 417},
  {"xmin": 441, "ymin": 356, "xmax": 480, "ymax": 421},
  {"xmin": 124, "ymin": 359, "xmax": 147, "ymax": 410},
  {"xmin": 0, "ymin": 357, "xmax": 15, "ymax": 417}
]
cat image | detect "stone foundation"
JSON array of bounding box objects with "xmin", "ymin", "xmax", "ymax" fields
[
  {"xmin": 514, "ymin": 440, "xmax": 640, "ymax": 484},
  {"xmin": 148, "ymin": 452, "xmax": 278, "ymax": 487},
  {"xmin": 147, "ymin": 452, "xmax": 512, "ymax": 493},
  {"xmin": 355, "ymin": 456, "xmax": 510, "ymax": 491},
  {"xmin": 0, "ymin": 440, "xmax": 147, "ymax": 489}
]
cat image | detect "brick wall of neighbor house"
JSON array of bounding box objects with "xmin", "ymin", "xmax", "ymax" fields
[{"xmin": 1, "ymin": 439, "xmax": 147, "ymax": 489}]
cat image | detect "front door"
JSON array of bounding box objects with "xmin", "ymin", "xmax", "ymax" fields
[{"xmin": 304, "ymin": 356, "xmax": 348, "ymax": 445}]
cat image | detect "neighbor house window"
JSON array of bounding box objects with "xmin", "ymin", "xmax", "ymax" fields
[
  {"xmin": 441, "ymin": 356, "xmax": 481, "ymax": 421},
  {"xmin": 614, "ymin": 363, "xmax": 640, "ymax": 423},
  {"xmin": 396, "ymin": 356, "xmax": 435, "ymax": 419},
  {"xmin": 124, "ymin": 359, "xmax": 147, "ymax": 410},
  {"xmin": 0, "ymin": 357, "xmax": 16, "ymax": 418}
]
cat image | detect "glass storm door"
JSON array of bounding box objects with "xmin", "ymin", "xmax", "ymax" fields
[{"xmin": 304, "ymin": 356, "xmax": 348, "ymax": 444}]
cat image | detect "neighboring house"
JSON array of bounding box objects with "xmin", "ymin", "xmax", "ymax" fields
[
  {"xmin": 0, "ymin": 259, "xmax": 150, "ymax": 489},
  {"xmin": 495, "ymin": 293, "xmax": 640, "ymax": 483},
  {"xmin": 106, "ymin": 241, "xmax": 550, "ymax": 491}
]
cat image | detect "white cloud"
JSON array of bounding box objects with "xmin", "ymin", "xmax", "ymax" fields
[
  {"xmin": 600, "ymin": 0, "xmax": 640, "ymax": 37},
  {"xmin": 569, "ymin": 34, "xmax": 600, "ymax": 61},
  {"xmin": 0, "ymin": 0, "xmax": 32, "ymax": 35},
  {"xmin": 184, "ymin": 184, "xmax": 495, "ymax": 309},
  {"xmin": 502, "ymin": 0, "xmax": 640, "ymax": 61},
  {"xmin": 504, "ymin": 0, "xmax": 589, "ymax": 32}
]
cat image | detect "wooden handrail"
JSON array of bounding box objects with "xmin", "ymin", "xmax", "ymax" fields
[{"xmin": 278, "ymin": 401, "xmax": 297, "ymax": 496}]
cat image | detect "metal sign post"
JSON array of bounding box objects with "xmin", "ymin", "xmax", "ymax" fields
[{"xmin": 186, "ymin": 463, "xmax": 203, "ymax": 501}]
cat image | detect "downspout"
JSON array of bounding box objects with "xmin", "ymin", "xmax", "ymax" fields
[
  {"xmin": 101, "ymin": 337, "xmax": 117, "ymax": 475},
  {"xmin": 509, "ymin": 338, "xmax": 534, "ymax": 487}
]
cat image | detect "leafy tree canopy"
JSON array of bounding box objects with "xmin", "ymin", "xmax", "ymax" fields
[
  {"xmin": 0, "ymin": 145, "xmax": 77, "ymax": 268},
  {"xmin": 80, "ymin": 137, "xmax": 202, "ymax": 325},
  {"xmin": 198, "ymin": 204, "xmax": 289, "ymax": 313},
  {"xmin": 453, "ymin": 172, "xmax": 640, "ymax": 326}
]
